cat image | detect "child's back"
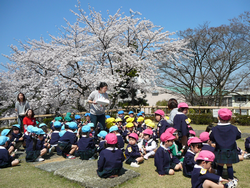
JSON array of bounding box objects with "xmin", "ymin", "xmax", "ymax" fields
[
  {"xmin": 210, "ymin": 124, "xmax": 241, "ymax": 150},
  {"xmin": 183, "ymin": 149, "xmax": 196, "ymax": 177},
  {"xmin": 0, "ymin": 146, "xmax": 14, "ymax": 167},
  {"xmin": 78, "ymin": 137, "xmax": 95, "ymax": 150},
  {"xmin": 59, "ymin": 131, "xmax": 77, "ymax": 145},
  {"xmin": 50, "ymin": 131, "xmax": 60, "ymax": 145},
  {"xmin": 98, "ymin": 148, "xmax": 124, "ymax": 171}
]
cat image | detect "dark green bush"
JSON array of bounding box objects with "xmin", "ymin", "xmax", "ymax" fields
[
  {"xmin": 188, "ymin": 114, "xmax": 215, "ymax": 125},
  {"xmin": 233, "ymin": 114, "xmax": 250, "ymax": 126}
]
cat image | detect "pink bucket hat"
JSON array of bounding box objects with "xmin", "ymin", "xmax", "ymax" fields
[
  {"xmin": 189, "ymin": 130, "xmax": 196, "ymax": 136},
  {"xmin": 160, "ymin": 132, "xmax": 176, "ymax": 142},
  {"xmin": 143, "ymin": 128, "xmax": 153, "ymax": 136},
  {"xmin": 105, "ymin": 133, "xmax": 117, "ymax": 144},
  {"xmin": 196, "ymin": 150, "xmax": 215, "ymax": 162},
  {"xmin": 199, "ymin": 132, "xmax": 210, "ymax": 142},
  {"xmin": 129, "ymin": 133, "xmax": 138, "ymax": 141},
  {"xmin": 218, "ymin": 108, "xmax": 232, "ymax": 121},
  {"xmin": 165, "ymin": 127, "xmax": 177, "ymax": 135},
  {"xmin": 154, "ymin": 109, "xmax": 165, "ymax": 117},
  {"xmin": 188, "ymin": 137, "xmax": 202, "ymax": 146},
  {"xmin": 178, "ymin": 102, "xmax": 189, "ymax": 109}
]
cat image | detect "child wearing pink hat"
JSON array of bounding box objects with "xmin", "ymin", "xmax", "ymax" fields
[
  {"xmin": 191, "ymin": 150, "xmax": 229, "ymax": 188},
  {"xmin": 173, "ymin": 102, "xmax": 189, "ymax": 148},
  {"xmin": 183, "ymin": 137, "xmax": 202, "ymax": 178},
  {"xmin": 200, "ymin": 132, "xmax": 215, "ymax": 153},
  {"xmin": 209, "ymin": 108, "xmax": 241, "ymax": 182},
  {"xmin": 97, "ymin": 133, "xmax": 125, "ymax": 178},
  {"xmin": 125, "ymin": 133, "xmax": 144, "ymax": 167},
  {"xmin": 138, "ymin": 129, "xmax": 157, "ymax": 160},
  {"xmin": 165, "ymin": 127, "xmax": 184, "ymax": 162},
  {"xmin": 154, "ymin": 109, "xmax": 171, "ymax": 138},
  {"xmin": 154, "ymin": 132, "xmax": 182, "ymax": 176}
]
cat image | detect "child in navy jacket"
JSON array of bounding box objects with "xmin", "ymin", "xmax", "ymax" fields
[
  {"xmin": 154, "ymin": 132, "xmax": 182, "ymax": 176},
  {"xmin": 0, "ymin": 136, "xmax": 20, "ymax": 168},
  {"xmin": 199, "ymin": 132, "xmax": 215, "ymax": 153},
  {"xmin": 209, "ymin": 108, "xmax": 241, "ymax": 181},
  {"xmin": 76, "ymin": 125, "xmax": 96, "ymax": 160},
  {"xmin": 125, "ymin": 133, "xmax": 143, "ymax": 167},
  {"xmin": 154, "ymin": 109, "xmax": 170, "ymax": 138},
  {"xmin": 49, "ymin": 121, "xmax": 62, "ymax": 155},
  {"xmin": 97, "ymin": 133, "xmax": 125, "ymax": 178},
  {"xmin": 183, "ymin": 137, "xmax": 202, "ymax": 177},
  {"xmin": 245, "ymin": 136, "xmax": 250, "ymax": 153},
  {"xmin": 109, "ymin": 125, "xmax": 124, "ymax": 151},
  {"xmin": 10, "ymin": 124, "xmax": 24, "ymax": 150},
  {"xmin": 25, "ymin": 128, "xmax": 47, "ymax": 162},
  {"xmin": 58, "ymin": 122, "xmax": 78, "ymax": 159},
  {"xmin": 1, "ymin": 129, "xmax": 14, "ymax": 154},
  {"xmin": 173, "ymin": 102, "xmax": 190, "ymax": 148},
  {"xmin": 96, "ymin": 131, "xmax": 108, "ymax": 154},
  {"xmin": 191, "ymin": 150, "xmax": 229, "ymax": 188}
]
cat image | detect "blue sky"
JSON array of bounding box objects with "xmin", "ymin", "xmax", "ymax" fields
[{"xmin": 0, "ymin": 0, "xmax": 249, "ymax": 70}]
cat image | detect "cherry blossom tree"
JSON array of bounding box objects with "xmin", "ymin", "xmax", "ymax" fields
[{"xmin": 0, "ymin": 1, "xmax": 190, "ymax": 115}]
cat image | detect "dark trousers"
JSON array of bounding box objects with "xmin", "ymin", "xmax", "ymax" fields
[{"xmin": 90, "ymin": 114, "xmax": 106, "ymax": 131}]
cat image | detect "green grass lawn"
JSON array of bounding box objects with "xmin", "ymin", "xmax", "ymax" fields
[{"xmin": 0, "ymin": 125, "xmax": 250, "ymax": 188}]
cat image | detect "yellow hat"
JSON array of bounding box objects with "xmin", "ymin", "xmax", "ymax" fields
[
  {"xmin": 115, "ymin": 118, "xmax": 123, "ymax": 123},
  {"xmin": 126, "ymin": 117, "xmax": 134, "ymax": 123},
  {"xmin": 105, "ymin": 117, "xmax": 115, "ymax": 124},
  {"xmin": 165, "ymin": 116, "xmax": 169, "ymax": 120},
  {"xmin": 124, "ymin": 115, "xmax": 129, "ymax": 119},
  {"xmin": 126, "ymin": 122, "xmax": 134, "ymax": 128},
  {"xmin": 144, "ymin": 119, "xmax": 152, "ymax": 125},
  {"xmin": 146, "ymin": 122, "xmax": 155, "ymax": 128},
  {"xmin": 106, "ymin": 122, "xmax": 115, "ymax": 129},
  {"xmin": 137, "ymin": 117, "xmax": 144, "ymax": 123}
]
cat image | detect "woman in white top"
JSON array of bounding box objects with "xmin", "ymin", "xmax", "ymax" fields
[
  {"xmin": 15, "ymin": 93, "xmax": 30, "ymax": 132},
  {"xmin": 88, "ymin": 82, "xmax": 109, "ymax": 132}
]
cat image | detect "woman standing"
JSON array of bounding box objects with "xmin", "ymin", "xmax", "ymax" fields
[
  {"xmin": 88, "ymin": 82, "xmax": 109, "ymax": 132},
  {"xmin": 15, "ymin": 93, "xmax": 30, "ymax": 132},
  {"xmin": 22, "ymin": 109, "xmax": 37, "ymax": 133}
]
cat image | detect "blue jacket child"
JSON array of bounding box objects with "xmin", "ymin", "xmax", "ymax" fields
[
  {"xmin": 0, "ymin": 136, "xmax": 20, "ymax": 168},
  {"xmin": 58, "ymin": 122, "xmax": 78, "ymax": 159},
  {"xmin": 97, "ymin": 131, "xmax": 108, "ymax": 154},
  {"xmin": 97, "ymin": 133, "xmax": 125, "ymax": 178},
  {"xmin": 76, "ymin": 125, "xmax": 96, "ymax": 160},
  {"xmin": 154, "ymin": 132, "xmax": 181, "ymax": 175}
]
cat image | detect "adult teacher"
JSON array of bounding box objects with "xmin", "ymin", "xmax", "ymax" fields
[
  {"xmin": 88, "ymin": 82, "xmax": 109, "ymax": 132},
  {"xmin": 15, "ymin": 92, "xmax": 30, "ymax": 131}
]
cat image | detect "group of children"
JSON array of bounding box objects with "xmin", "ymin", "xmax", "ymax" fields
[{"xmin": 1, "ymin": 107, "xmax": 250, "ymax": 188}]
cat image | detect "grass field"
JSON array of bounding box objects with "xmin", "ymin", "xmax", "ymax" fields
[{"xmin": 0, "ymin": 124, "xmax": 250, "ymax": 188}]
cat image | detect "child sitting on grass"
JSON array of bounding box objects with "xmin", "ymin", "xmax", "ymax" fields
[
  {"xmin": 109, "ymin": 125, "xmax": 124, "ymax": 151},
  {"xmin": 122, "ymin": 122, "xmax": 136, "ymax": 143},
  {"xmin": 165, "ymin": 127, "xmax": 184, "ymax": 163},
  {"xmin": 125, "ymin": 133, "xmax": 144, "ymax": 167},
  {"xmin": 49, "ymin": 121, "xmax": 62, "ymax": 155},
  {"xmin": 183, "ymin": 137, "xmax": 202, "ymax": 178},
  {"xmin": 25, "ymin": 127, "xmax": 47, "ymax": 162},
  {"xmin": 154, "ymin": 109, "xmax": 170, "ymax": 138},
  {"xmin": 0, "ymin": 136, "xmax": 20, "ymax": 168},
  {"xmin": 191, "ymin": 150, "xmax": 229, "ymax": 188},
  {"xmin": 154, "ymin": 131, "xmax": 182, "ymax": 176},
  {"xmin": 58, "ymin": 122, "xmax": 78, "ymax": 159},
  {"xmin": 1, "ymin": 129, "xmax": 17, "ymax": 155},
  {"xmin": 76, "ymin": 125, "xmax": 96, "ymax": 160},
  {"xmin": 96, "ymin": 131, "xmax": 108, "ymax": 154},
  {"xmin": 97, "ymin": 133, "xmax": 125, "ymax": 178},
  {"xmin": 10, "ymin": 124, "xmax": 24, "ymax": 150},
  {"xmin": 199, "ymin": 132, "xmax": 215, "ymax": 153},
  {"xmin": 138, "ymin": 128, "xmax": 157, "ymax": 160}
]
